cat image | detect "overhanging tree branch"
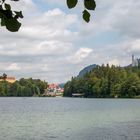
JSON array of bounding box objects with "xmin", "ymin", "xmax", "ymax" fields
[{"xmin": 0, "ymin": 0, "xmax": 96, "ymax": 32}]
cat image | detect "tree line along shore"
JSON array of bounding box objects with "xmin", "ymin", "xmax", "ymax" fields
[
  {"xmin": 0, "ymin": 65, "xmax": 140, "ymax": 98},
  {"xmin": 0, "ymin": 77, "xmax": 47, "ymax": 97},
  {"xmin": 64, "ymin": 65, "xmax": 140, "ymax": 98}
]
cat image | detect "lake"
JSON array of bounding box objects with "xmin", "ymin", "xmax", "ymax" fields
[{"xmin": 0, "ymin": 97, "xmax": 140, "ymax": 140}]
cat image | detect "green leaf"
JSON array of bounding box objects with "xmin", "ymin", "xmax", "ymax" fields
[
  {"xmin": 5, "ymin": 3, "xmax": 11, "ymax": 10},
  {"xmin": 14, "ymin": 11, "xmax": 23, "ymax": 18},
  {"xmin": 2, "ymin": 0, "xmax": 6, "ymax": 3},
  {"xmin": 0, "ymin": 10, "xmax": 4, "ymax": 18},
  {"xmin": 67, "ymin": 0, "xmax": 78, "ymax": 9},
  {"xmin": 3, "ymin": 10, "xmax": 12, "ymax": 18},
  {"xmin": 1, "ymin": 17, "xmax": 5, "ymax": 26},
  {"xmin": 0, "ymin": 5, "xmax": 3, "ymax": 10},
  {"xmin": 83, "ymin": 10, "xmax": 90, "ymax": 23},
  {"xmin": 10, "ymin": 0, "xmax": 20, "ymax": 1},
  {"xmin": 84, "ymin": 0, "xmax": 96, "ymax": 10},
  {"xmin": 5, "ymin": 18, "xmax": 21, "ymax": 32}
]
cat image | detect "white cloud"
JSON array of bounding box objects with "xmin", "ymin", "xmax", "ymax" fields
[
  {"xmin": 36, "ymin": 40, "xmax": 72, "ymax": 55},
  {"xmin": 8, "ymin": 0, "xmax": 38, "ymax": 15},
  {"xmin": 108, "ymin": 59, "xmax": 120, "ymax": 66},
  {"xmin": 1, "ymin": 0, "xmax": 140, "ymax": 83},
  {"xmin": 6, "ymin": 63, "xmax": 21, "ymax": 71},
  {"xmin": 109, "ymin": 1, "xmax": 140, "ymax": 38},
  {"xmin": 69, "ymin": 48, "xmax": 93, "ymax": 64},
  {"xmin": 18, "ymin": 8, "xmax": 78, "ymax": 43},
  {"xmin": 41, "ymin": 64, "xmax": 50, "ymax": 72},
  {"xmin": 123, "ymin": 40, "xmax": 140, "ymax": 54}
]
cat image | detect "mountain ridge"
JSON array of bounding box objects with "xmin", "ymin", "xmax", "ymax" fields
[{"xmin": 77, "ymin": 64, "xmax": 98, "ymax": 78}]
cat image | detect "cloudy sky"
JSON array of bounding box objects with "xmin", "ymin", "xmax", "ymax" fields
[{"xmin": 0, "ymin": 0, "xmax": 140, "ymax": 83}]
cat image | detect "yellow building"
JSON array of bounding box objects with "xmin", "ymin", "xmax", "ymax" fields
[{"xmin": 0, "ymin": 77, "xmax": 16, "ymax": 83}]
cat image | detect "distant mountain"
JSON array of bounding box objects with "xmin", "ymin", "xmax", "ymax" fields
[
  {"xmin": 78, "ymin": 64, "xmax": 98, "ymax": 78},
  {"xmin": 59, "ymin": 83, "xmax": 65, "ymax": 88}
]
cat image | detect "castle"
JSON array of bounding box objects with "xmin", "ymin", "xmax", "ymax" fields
[{"xmin": 132, "ymin": 54, "xmax": 140, "ymax": 67}]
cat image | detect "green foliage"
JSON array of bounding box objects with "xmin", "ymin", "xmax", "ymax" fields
[
  {"xmin": 67, "ymin": 0, "xmax": 78, "ymax": 9},
  {"xmin": 0, "ymin": 77, "xmax": 48, "ymax": 97},
  {"xmin": 4, "ymin": 3, "xmax": 11, "ymax": 10},
  {"xmin": 64, "ymin": 65, "xmax": 140, "ymax": 98},
  {"xmin": 0, "ymin": 0, "xmax": 96, "ymax": 32},
  {"xmin": 0, "ymin": 81, "xmax": 9, "ymax": 96},
  {"xmin": 67, "ymin": 0, "xmax": 97, "ymax": 23},
  {"xmin": 83, "ymin": 10, "xmax": 90, "ymax": 23},
  {"xmin": 0, "ymin": 0, "xmax": 23, "ymax": 32},
  {"xmin": 84, "ymin": 0, "xmax": 96, "ymax": 10},
  {"xmin": 4, "ymin": 18, "xmax": 21, "ymax": 32}
]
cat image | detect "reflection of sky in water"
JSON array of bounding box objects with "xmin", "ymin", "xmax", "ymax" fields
[{"xmin": 0, "ymin": 98, "xmax": 140, "ymax": 140}]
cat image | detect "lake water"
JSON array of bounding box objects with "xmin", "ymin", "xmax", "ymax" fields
[{"xmin": 0, "ymin": 97, "xmax": 140, "ymax": 140}]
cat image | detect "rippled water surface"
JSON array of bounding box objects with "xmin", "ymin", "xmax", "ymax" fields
[{"xmin": 0, "ymin": 97, "xmax": 140, "ymax": 140}]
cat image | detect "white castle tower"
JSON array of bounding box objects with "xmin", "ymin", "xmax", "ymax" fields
[{"xmin": 132, "ymin": 54, "xmax": 138, "ymax": 67}]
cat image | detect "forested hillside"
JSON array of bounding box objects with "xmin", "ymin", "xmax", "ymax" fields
[{"xmin": 64, "ymin": 65, "xmax": 140, "ymax": 98}]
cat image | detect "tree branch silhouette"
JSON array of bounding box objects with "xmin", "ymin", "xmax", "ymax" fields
[{"xmin": 0, "ymin": 0, "xmax": 96, "ymax": 32}]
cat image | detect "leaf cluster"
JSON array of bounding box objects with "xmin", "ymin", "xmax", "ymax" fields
[
  {"xmin": 0, "ymin": 0, "xmax": 23, "ymax": 32},
  {"xmin": 67, "ymin": 0, "xmax": 96, "ymax": 22}
]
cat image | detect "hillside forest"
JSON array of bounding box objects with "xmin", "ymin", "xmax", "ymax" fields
[{"xmin": 64, "ymin": 65, "xmax": 140, "ymax": 98}]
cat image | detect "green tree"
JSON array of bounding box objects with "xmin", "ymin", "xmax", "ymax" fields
[
  {"xmin": 8, "ymin": 78, "xmax": 48, "ymax": 97},
  {"xmin": 63, "ymin": 81, "xmax": 73, "ymax": 97},
  {"xmin": 121, "ymin": 73, "xmax": 140, "ymax": 97},
  {"xmin": 64, "ymin": 64, "xmax": 140, "ymax": 98},
  {"xmin": 0, "ymin": 81, "xmax": 8, "ymax": 96}
]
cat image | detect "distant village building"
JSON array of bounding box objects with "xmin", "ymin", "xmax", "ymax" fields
[
  {"xmin": 6, "ymin": 77, "xmax": 16, "ymax": 83},
  {"xmin": 0, "ymin": 76, "xmax": 16, "ymax": 83},
  {"xmin": 132, "ymin": 54, "xmax": 139, "ymax": 67},
  {"xmin": 48, "ymin": 83, "xmax": 59, "ymax": 93},
  {"xmin": 44, "ymin": 83, "xmax": 64, "ymax": 96}
]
